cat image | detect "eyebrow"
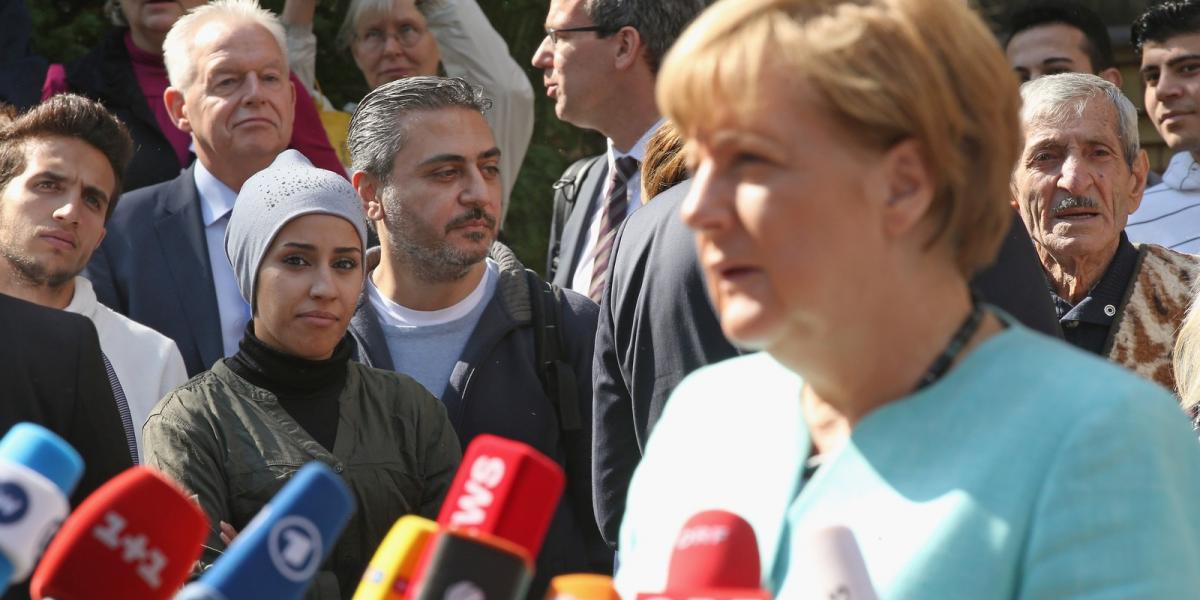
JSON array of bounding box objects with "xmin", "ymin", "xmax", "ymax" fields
[
  {"xmin": 32, "ymin": 170, "xmax": 111, "ymax": 204},
  {"xmin": 418, "ymin": 147, "xmax": 502, "ymax": 167},
  {"xmin": 1039, "ymin": 57, "xmax": 1075, "ymax": 66},
  {"xmin": 280, "ymin": 242, "xmax": 362, "ymax": 254},
  {"xmin": 1141, "ymin": 52, "xmax": 1200, "ymax": 75}
]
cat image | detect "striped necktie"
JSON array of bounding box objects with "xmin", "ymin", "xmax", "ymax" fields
[
  {"xmin": 100, "ymin": 351, "xmax": 139, "ymax": 465},
  {"xmin": 589, "ymin": 156, "xmax": 640, "ymax": 302}
]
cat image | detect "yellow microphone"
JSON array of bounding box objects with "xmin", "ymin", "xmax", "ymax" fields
[
  {"xmin": 545, "ymin": 574, "xmax": 620, "ymax": 599},
  {"xmin": 351, "ymin": 515, "xmax": 439, "ymax": 600}
]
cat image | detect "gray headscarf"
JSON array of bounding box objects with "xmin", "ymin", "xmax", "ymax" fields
[{"xmin": 224, "ymin": 150, "xmax": 368, "ymax": 308}]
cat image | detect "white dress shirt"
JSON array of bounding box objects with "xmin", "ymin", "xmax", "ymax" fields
[
  {"xmin": 569, "ymin": 119, "xmax": 665, "ymax": 297},
  {"xmin": 194, "ymin": 162, "xmax": 252, "ymax": 359},
  {"xmin": 1127, "ymin": 151, "xmax": 1200, "ymax": 253}
]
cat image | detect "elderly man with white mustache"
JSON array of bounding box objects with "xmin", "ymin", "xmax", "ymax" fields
[{"xmin": 1013, "ymin": 72, "xmax": 1200, "ymax": 393}]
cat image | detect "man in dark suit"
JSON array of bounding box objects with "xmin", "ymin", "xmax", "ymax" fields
[
  {"xmin": 84, "ymin": 2, "xmax": 297, "ymax": 376},
  {"xmin": 533, "ymin": 0, "xmax": 706, "ymax": 297}
]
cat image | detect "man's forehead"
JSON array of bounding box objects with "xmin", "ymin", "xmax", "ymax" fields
[
  {"xmin": 191, "ymin": 20, "xmax": 284, "ymax": 69},
  {"xmin": 1141, "ymin": 32, "xmax": 1200, "ymax": 66},
  {"xmin": 547, "ymin": 0, "xmax": 586, "ymax": 25},
  {"xmin": 394, "ymin": 109, "xmax": 497, "ymax": 161},
  {"xmin": 19, "ymin": 137, "xmax": 115, "ymax": 191},
  {"xmin": 1025, "ymin": 100, "xmax": 1120, "ymax": 146},
  {"xmin": 1008, "ymin": 24, "xmax": 1090, "ymax": 63}
]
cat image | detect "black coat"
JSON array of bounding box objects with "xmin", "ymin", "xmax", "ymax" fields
[{"xmin": 0, "ymin": 293, "xmax": 133, "ymax": 600}]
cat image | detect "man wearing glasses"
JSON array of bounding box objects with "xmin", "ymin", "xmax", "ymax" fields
[{"xmin": 533, "ymin": 0, "xmax": 705, "ymax": 296}]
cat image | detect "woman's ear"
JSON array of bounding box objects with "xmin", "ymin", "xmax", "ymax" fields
[{"xmin": 879, "ymin": 138, "xmax": 935, "ymax": 239}]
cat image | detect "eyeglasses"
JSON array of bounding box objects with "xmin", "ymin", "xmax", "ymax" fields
[
  {"xmin": 355, "ymin": 24, "xmax": 426, "ymax": 52},
  {"xmin": 544, "ymin": 25, "xmax": 614, "ymax": 45}
]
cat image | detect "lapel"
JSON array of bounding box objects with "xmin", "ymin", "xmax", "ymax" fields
[
  {"xmin": 153, "ymin": 166, "xmax": 224, "ymax": 370},
  {"xmin": 554, "ymin": 161, "xmax": 609, "ymax": 287}
]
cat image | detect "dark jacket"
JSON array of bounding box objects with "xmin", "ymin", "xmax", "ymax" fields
[
  {"xmin": 143, "ymin": 360, "xmax": 461, "ymax": 599},
  {"xmin": 84, "ymin": 165, "xmax": 223, "ymax": 377},
  {"xmin": 0, "ymin": 293, "xmax": 134, "ymax": 600},
  {"xmin": 547, "ymin": 156, "xmax": 608, "ymax": 288},
  {"xmin": 350, "ymin": 243, "xmax": 611, "ymax": 596}
]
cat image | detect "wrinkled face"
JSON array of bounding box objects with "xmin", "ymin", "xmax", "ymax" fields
[
  {"xmin": 370, "ymin": 108, "xmax": 501, "ymax": 283},
  {"xmin": 1141, "ymin": 33, "xmax": 1200, "ymax": 154},
  {"xmin": 680, "ymin": 85, "xmax": 891, "ymax": 354},
  {"xmin": 253, "ymin": 214, "xmax": 363, "ymax": 360},
  {"xmin": 531, "ymin": 0, "xmax": 617, "ymax": 128},
  {"xmin": 351, "ymin": 0, "xmax": 441, "ymax": 90},
  {"xmin": 1012, "ymin": 98, "xmax": 1146, "ymax": 263},
  {"xmin": 172, "ymin": 21, "xmax": 295, "ymax": 171},
  {"xmin": 1007, "ymin": 24, "xmax": 1095, "ymax": 82},
  {"xmin": 0, "ymin": 137, "xmax": 113, "ymax": 290},
  {"xmin": 119, "ymin": 0, "xmax": 206, "ymax": 40}
]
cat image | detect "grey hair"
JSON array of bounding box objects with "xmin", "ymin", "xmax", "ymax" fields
[
  {"xmin": 583, "ymin": 0, "xmax": 708, "ymax": 73},
  {"xmin": 347, "ymin": 76, "xmax": 492, "ymax": 181},
  {"xmin": 163, "ymin": 0, "xmax": 289, "ymax": 91},
  {"xmin": 1019, "ymin": 73, "xmax": 1139, "ymax": 166},
  {"xmin": 336, "ymin": 0, "xmax": 435, "ymax": 51}
]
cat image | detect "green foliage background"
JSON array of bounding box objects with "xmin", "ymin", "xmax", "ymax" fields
[{"xmin": 28, "ymin": 0, "xmax": 605, "ymax": 276}]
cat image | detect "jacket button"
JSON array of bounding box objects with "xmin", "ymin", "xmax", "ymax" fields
[{"xmin": 335, "ymin": 464, "xmax": 344, "ymax": 473}]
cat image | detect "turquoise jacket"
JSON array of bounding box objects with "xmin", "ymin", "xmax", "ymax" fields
[{"xmin": 617, "ymin": 324, "xmax": 1200, "ymax": 599}]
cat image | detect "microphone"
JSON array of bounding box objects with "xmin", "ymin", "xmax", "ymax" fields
[
  {"xmin": 407, "ymin": 528, "xmax": 533, "ymax": 600},
  {"xmin": 636, "ymin": 510, "xmax": 770, "ymax": 600},
  {"xmin": 545, "ymin": 574, "xmax": 618, "ymax": 599},
  {"xmin": 435, "ymin": 433, "xmax": 565, "ymax": 559},
  {"xmin": 175, "ymin": 461, "xmax": 354, "ymax": 600},
  {"xmin": 791, "ymin": 525, "xmax": 878, "ymax": 600},
  {"xmin": 350, "ymin": 515, "xmax": 438, "ymax": 600},
  {"xmin": 29, "ymin": 466, "xmax": 208, "ymax": 600},
  {"xmin": 0, "ymin": 423, "xmax": 83, "ymax": 593}
]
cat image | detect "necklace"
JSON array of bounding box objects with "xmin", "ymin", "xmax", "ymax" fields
[{"xmin": 912, "ymin": 299, "xmax": 985, "ymax": 393}]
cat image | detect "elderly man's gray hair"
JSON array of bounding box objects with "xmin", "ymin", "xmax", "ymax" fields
[
  {"xmin": 1019, "ymin": 73, "xmax": 1140, "ymax": 166},
  {"xmin": 347, "ymin": 76, "xmax": 493, "ymax": 181}
]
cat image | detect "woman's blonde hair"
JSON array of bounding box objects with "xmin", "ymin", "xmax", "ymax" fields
[
  {"xmin": 1174, "ymin": 291, "xmax": 1200, "ymax": 409},
  {"xmin": 641, "ymin": 121, "xmax": 688, "ymax": 203},
  {"xmin": 657, "ymin": 0, "xmax": 1022, "ymax": 275}
]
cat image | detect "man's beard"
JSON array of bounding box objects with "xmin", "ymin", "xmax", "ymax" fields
[
  {"xmin": 0, "ymin": 245, "xmax": 75, "ymax": 289},
  {"xmin": 381, "ymin": 186, "xmax": 497, "ymax": 283}
]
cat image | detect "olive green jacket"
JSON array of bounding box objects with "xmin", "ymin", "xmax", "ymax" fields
[{"xmin": 143, "ymin": 360, "xmax": 461, "ymax": 599}]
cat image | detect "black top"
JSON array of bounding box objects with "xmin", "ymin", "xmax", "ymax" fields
[
  {"xmin": 1049, "ymin": 232, "xmax": 1139, "ymax": 355},
  {"xmin": 226, "ymin": 322, "xmax": 352, "ymax": 451}
]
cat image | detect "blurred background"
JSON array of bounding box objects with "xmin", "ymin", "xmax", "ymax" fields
[{"xmin": 25, "ymin": 0, "xmax": 1167, "ymax": 276}]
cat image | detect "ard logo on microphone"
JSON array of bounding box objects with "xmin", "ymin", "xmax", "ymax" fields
[
  {"xmin": 447, "ymin": 455, "xmax": 506, "ymax": 528},
  {"xmin": 0, "ymin": 481, "xmax": 30, "ymax": 524},
  {"xmin": 268, "ymin": 515, "xmax": 323, "ymax": 582}
]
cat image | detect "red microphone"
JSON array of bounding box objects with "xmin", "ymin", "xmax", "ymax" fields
[
  {"xmin": 30, "ymin": 466, "xmax": 208, "ymax": 600},
  {"xmin": 637, "ymin": 510, "xmax": 770, "ymax": 600},
  {"xmin": 434, "ymin": 434, "xmax": 564, "ymax": 559}
]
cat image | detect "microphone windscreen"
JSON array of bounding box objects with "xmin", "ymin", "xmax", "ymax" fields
[
  {"xmin": 29, "ymin": 466, "xmax": 208, "ymax": 600},
  {"xmin": 435, "ymin": 434, "xmax": 564, "ymax": 558},
  {"xmin": 177, "ymin": 461, "xmax": 353, "ymax": 600},
  {"xmin": 545, "ymin": 574, "xmax": 619, "ymax": 599},
  {"xmin": 793, "ymin": 525, "xmax": 878, "ymax": 600},
  {"xmin": 0, "ymin": 423, "xmax": 84, "ymax": 586},
  {"xmin": 351, "ymin": 515, "xmax": 438, "ymax": 600},
  {"xmin": 666, "ymin": 510, "xmax": 760, "ymax": 590},
  {"xmin": 409, "ymin": 528, "xmax": 532, "ymax": 600}
]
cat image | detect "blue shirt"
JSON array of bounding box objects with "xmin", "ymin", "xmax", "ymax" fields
[
  {"xmin": 194, "ymin": 162, "xmax": 251, "ymax": 359},
  {"xmin": 617, "ymin": 322, "xmax": 1200, "ymax": 599}
]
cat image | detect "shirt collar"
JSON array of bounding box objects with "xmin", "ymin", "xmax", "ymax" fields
[
  {"xmin": 1050, "ymin": 231, "xmax": 1139, "ymax": 325},
  {"xmin": 63, "ymin": 276, "xmax": 98, "ymax": 319},
  {"xmin": 607, "ymin": 117, "xmax": 666, "ymax": 165},
  {"xmin": 194, "ymin": 160, "xmax": 239, "ymax": 227},
  {"xmin": 1163, "ymin": 151, "xmax": 1200, "ymax": 192}
]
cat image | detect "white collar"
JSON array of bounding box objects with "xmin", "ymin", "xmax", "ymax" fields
[
  {"xmin": 63, "ymin": 276, "xmax": 98, "ymax": 320},
  {"xmin": 608, "ymin": 117, "xmax": 666, "ymax": 165},
  {"xmin": 194, "ymin": 161, "xmax": 239, "ymax": 227}
]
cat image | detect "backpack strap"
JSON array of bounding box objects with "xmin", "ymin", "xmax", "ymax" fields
[
  {"xmin": 547, "ymin": 155, "xmax": 605, "ymax": 281},
  {"xmin": 525, "ymin": 269, "xmax": 582, "ymax": 432}
]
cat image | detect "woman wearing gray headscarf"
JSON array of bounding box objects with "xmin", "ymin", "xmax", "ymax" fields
[{"xmin": 142, "ymin": 150, "xmax": 461, "ymax": 599}]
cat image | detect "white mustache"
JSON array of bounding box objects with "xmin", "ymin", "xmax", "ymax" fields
[{"xmin": 1051, "ymin": 195, "xmax": 1098, "ymax": 216}]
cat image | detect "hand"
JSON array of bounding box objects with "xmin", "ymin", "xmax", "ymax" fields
[{"xmin": 218, "ymin": 521, "xmax": 240, "ymax": 546}]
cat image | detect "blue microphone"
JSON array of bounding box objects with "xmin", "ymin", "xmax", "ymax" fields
[
  {"xmin": 174, "ymin": 462, "xmax": 354, "ymax": 600},
  {"xmin": 0, "ymin": 423, "xmax": 84, "ymax": 592}
]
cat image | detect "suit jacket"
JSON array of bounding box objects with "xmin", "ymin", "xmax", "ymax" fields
[
  {"xmin": 84, "ymin": 165, "xmax": 224, "ymax": 377},
  {"xmin": 548, "ymin": 156, "xmax": 609, "ymax": 287},
  {"xmin": 591, "ymin": 180, "xmax": 741, "ymax": 548}
]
